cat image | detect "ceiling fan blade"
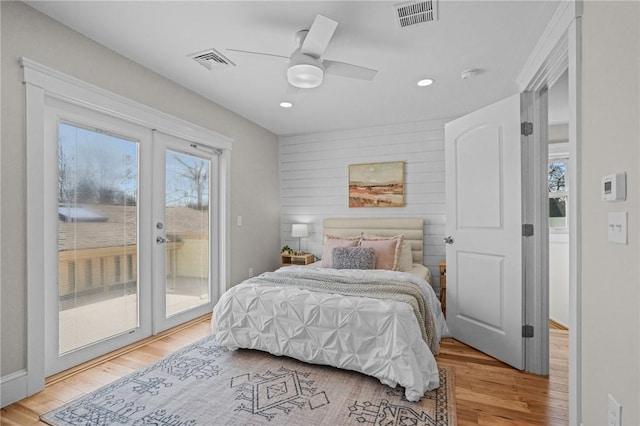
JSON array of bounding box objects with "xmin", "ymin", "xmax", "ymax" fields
[
  {"xmin": 300, "ymin": 14, "xmax": 338, "ymax": 58},
  {"xmin": 323, "ymin": 60, "xmax": 378, "ymax": 81},
  {"xmin": 226, "ymin": 48, "xmax": 289, "ymax": 60}
]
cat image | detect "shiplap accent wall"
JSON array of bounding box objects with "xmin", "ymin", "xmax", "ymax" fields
[{"xmin": 279, "ymin": 119, "xmax": 449, "ymax": 292}]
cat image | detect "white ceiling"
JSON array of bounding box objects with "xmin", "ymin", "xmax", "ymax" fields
[{"xmin": 26, "ymin": 1, "xmax": 560, "ymax": 136}]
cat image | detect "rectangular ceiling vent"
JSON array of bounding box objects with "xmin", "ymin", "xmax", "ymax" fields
[
  {"xmin": 394, "ymin": 1, "xmax": 437, "ymax": 28},
  {"xmin": 189, "ymin": 48, "xmax": 236, "ymax": 70}
]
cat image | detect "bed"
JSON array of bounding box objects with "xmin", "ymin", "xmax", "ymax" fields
[{"xmin": 211, "ymin": 217, "xmax": 448, "ymax": 402}]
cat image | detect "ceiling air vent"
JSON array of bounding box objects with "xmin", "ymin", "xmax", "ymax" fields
[
  {"xmin": 189, "ymin": 48, "xmax": 236, "ymax": 70},
  {"xmin": 394, "ymin": 1, "xmax": 437, "ymax": 28}
]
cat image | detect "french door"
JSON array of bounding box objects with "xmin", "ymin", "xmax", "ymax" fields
[
  {"xmin": 152, "ymin": 132, "xmax": 219, "ymax": 333},
  {"xmin": 44, "ymin": 100, "xmax": 218, "ymax": 376}
]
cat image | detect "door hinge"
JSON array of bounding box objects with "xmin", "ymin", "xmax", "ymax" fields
[
  {"xmin": 522, "ymin": 325, "xmax": 534, "ymax": 338},
  {"xmin": 522, "ymin": 224, "xmax": 534, "ymax": 237},
  {"xmin": 521, "ymin": 121, "xmax": 533, "ymax": 136}
]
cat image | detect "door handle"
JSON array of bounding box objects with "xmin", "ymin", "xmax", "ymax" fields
[
  {"xmin": 156, "ymin": 236, "xmax": 168, "ymax": 244},
  {"xmin": 443, "ymin": 236, "xmax": 454, "ymax": 245}
]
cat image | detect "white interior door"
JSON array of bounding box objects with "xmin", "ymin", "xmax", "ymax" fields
[
  {"xmin": 152, "ymin": 132, "xmax": 219, "ymax": 333},
  {"xmin": 444, "ymin": 94, "xmax": 524, "ymax": 369}
]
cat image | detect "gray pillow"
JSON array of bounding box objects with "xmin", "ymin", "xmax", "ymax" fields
[{"xmin": 331, "ymin": 246, "xmax": 376, "ymax": 270}]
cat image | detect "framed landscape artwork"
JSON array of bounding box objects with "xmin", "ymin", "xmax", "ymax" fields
[{"xmin": 349, "ymin": 161, "xmax": 405, "ymax": 208}]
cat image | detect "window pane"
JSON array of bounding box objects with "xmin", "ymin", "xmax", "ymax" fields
[
  {"xmin": 165, "ymin": 150, "xmax": 210, "ymax": 317},
  {"xmin": 549, "ymin": 196, "xmax": 567, "ymax": 228},
  {"xmin": 58, "ymin": 122, "xmax": 139, "ymax": 354},
  {"xmin": 548, "ymin": 161, "xmax": 566, "ymax": 193}
]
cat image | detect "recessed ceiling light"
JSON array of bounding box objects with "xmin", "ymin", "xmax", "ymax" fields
[
  {"xmin": 417, "ymin": 78, "xmax": 434, "ymax": 87},
  {"xmin": 280, "ymin": 102, "xmax": 293, "ymax": 108}
]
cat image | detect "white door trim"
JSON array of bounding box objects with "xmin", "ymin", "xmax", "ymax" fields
[
  {"xmin": 14, "ymin": 57, "xmax": 232, "ymax": 405},
  {"xmin": 517, "ymin": 1, "xmax": 582, "ymax": 425}
]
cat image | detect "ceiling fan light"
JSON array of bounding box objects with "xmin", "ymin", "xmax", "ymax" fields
[{"xmin": 287, "ymin": 64, "xmax": 324, "ymax": 88}]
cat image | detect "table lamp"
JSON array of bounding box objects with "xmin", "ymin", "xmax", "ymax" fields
[{"xmin": 291, "ymin": 224, "xmax": 308, "ymax": 253}]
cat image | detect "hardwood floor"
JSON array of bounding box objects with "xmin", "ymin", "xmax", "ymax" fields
[
  {"xmin": 0, "ymin": 318, "xmax": 568, "ymax": 425},
  {"xmin": 437, "ymin": 329, "xmax": 568, "ymax": 425},
  {"xmin": 0, "ymin": 317, "xmax": 213, "ymax": 426}
]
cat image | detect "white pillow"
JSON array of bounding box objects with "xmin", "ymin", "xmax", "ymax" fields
[{"xmin": 397, "ymin": 239, "xmax": 414, "ymax": 272}]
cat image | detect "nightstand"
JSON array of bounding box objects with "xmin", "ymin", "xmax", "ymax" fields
[
  {"xmin": 439, "ymin": 261, "xmax": 446, "ymax": 318},
  {"xmin": 281, "ymin": 253, "xmax": 315, "ymax": 267}
]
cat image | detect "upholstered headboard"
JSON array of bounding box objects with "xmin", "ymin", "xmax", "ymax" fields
[{"xmin": 322, "ymin": 217, "xmax": 424, "ymax": 265}]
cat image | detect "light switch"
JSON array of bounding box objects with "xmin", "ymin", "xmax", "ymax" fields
[
  {"xmin": 237, "ymin": 215, "xmax": 243, "ymax": 227},
  {"xmin": 608, "ymin": 212, "xmax": 627, "ymax": 244}
]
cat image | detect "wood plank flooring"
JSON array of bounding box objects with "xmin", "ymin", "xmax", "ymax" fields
[
  {"xmin": 437, "ymin": 329, "xmax": 568, "ymax": 425},
  {"xmin": 0, "ymin": 318, "xmax": 568, "ymax": 425}
]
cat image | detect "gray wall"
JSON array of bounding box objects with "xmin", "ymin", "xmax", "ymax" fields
[
  {"xmin": 580, "ymin": 1, "xmax": 640, "ymax": 424},
  {"xmin": 279, "ymin": 120, "xmax": 447, "ymax": 292},
  {"xmin": 0, "ymin": 1, "xmax": 280, "ymax": 377}
]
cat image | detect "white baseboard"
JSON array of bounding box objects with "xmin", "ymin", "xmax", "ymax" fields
[{"xmin": 1, "ymin": 369, "xmax": 28, "ymax": 408}]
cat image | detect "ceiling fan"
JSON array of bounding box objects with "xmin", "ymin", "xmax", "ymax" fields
[{"xmin": 227, "ymin": 14, "xmax": 378, "ymax": 89}]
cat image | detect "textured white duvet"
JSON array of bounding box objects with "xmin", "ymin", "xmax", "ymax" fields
[{"xmin": 211, "ymin": 266, "xmax": 449, "ymax": 402}]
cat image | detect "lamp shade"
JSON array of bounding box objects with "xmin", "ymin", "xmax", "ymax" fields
[{"xmin": 291, "ymin": 224, "xmax": 309, "ymax": 238}]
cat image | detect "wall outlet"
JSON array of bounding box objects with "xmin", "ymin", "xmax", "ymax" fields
[
  {"xmin": 248, "ymin": 267, "xmax": 253, "ymax": 277},
  {"xmin": 608, "ymin": 394, "xmax": 622, "ymax": 426}
]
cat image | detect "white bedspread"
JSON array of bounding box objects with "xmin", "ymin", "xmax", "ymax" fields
[{"xmin": 211, "ymin": 266, "xmax": 449, "ymax": 401}]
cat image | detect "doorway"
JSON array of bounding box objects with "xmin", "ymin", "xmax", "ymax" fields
[
  {"xmin": 43, "ymin": 98, "xmax": 220, "ymax": 376},
  {"xmin": 547, "ymin": 70, "xmax": 570, "ymax": 415},
  {"xmin": 548, "ymin": 70, "xmax": 570, "ymax": 332}
]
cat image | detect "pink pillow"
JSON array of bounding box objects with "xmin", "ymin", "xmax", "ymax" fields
[
  {"xmin": 360, "ymin": 235, "xmax": 403, "ymax": 270},
  {"xmin": 361, "ymin": 233, "xmax": 410, "ymax": 271},
  {"xmin": 321, "ymin": 236, "xmax": 360, "ymax": 267}
]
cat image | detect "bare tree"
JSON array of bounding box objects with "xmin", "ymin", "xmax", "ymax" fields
[
  {"xmin": 58, "ymin": 144, "xmax": 74, "ymax": 204},
  {"xmin": 548, "ymin": 162, "xmax": 566, "ymax": 192},
  {"xmin": 174, "ymin": 156, "xmax": 208, "ymax": 210}
]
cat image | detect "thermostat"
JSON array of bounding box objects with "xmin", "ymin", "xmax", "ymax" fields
[{"xmin": 602, "ymin": 172, "xmax": 626, "ymax": 201}]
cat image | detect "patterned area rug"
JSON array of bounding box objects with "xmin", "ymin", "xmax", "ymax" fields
[{"xmin": 42, "ymin": 335, "xmax": 457, "ymax": 425}]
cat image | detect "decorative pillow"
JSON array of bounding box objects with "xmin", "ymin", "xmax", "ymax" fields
[
  {"xmin": 321, "ymin": 235, "xmax": 361, "ymax": 267},
  {"xmin": 360, "ymin": 235, "xmax": 403, "ymax": 270},
  {"xmin": 397, "ymin": 240, "xmax": 414, "ymax": 272},
  {"xmin": 332, "ymin": 247, "xmax": 376, "ymax": 270}
]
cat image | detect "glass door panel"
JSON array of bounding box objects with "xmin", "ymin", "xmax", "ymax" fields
[
  {"xmin": 164, "ymin": 150, "xmax": 211, "ymax": 317},
  {"xmin": 44, "ymin": 96, "xmax": 221, "ymax": 377},
  {"xmin": 57, "ymin": 122, "xmax": 139, "ymax": 354},
  {"xmin": 152, "ymin": 131, "xmax": 217, "ymax": 333}
]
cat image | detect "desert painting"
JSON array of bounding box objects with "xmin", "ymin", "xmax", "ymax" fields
[{"xmin": 349, "ymin": 161, "xmax": 405, "ymax": 207}]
